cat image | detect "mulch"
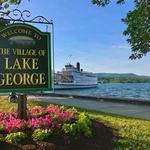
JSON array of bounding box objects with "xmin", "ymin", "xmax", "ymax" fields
[{"xmin": 0, "ymin": 120, "xmax": 117, "ymax": 150}]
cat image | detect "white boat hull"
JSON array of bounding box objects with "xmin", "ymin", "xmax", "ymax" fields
[{"xmin": 54, "ymin": 83, "xmax": 98, "ymax": 90}]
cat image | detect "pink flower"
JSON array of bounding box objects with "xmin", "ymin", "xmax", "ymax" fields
[
  {"xmin": 28, "ymin": 115, "xmax": 52, "ymax": 129},
  {"xmin": 28, "ymin": 106, "xmax": 46, "ymax": 118},
  {"xmin": 0, "ymin": 104, "xmax": 77, "ymax": 133}
]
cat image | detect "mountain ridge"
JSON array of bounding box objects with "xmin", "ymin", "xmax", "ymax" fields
[
  {"xmin": 94, "ymin": 73, "xmax": 150, "ymax": 77},
  {"xmin": 94, "ymin": 73, "xmax": 150, "ymax": 83}
]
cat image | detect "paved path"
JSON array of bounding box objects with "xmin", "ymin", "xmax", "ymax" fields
[{"xmin": 29, "ymin": 95, "xmax": 150, "ymax": 120}]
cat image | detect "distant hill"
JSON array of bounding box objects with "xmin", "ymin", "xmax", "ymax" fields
[{"xmin": 94, "ymin": 73, "xmax": 150, "ymax": 83}]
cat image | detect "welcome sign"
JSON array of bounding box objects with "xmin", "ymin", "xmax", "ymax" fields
[{"xmin": 0, "ymin": 23, "xmax": 52, "ymax": 92}]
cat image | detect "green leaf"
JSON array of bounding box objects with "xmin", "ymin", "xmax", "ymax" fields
[{"xmin": 4, "ymin": 3, "xmax": 9, "ymax": 9}]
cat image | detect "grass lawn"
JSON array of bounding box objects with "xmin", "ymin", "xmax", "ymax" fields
[
  {"xmin": 88, "ymin": 110, "xmax": 150, "ymax": 150},
  {"xmin": 0, "ymin": 96, "xmax": 150, "ymax": 150}
]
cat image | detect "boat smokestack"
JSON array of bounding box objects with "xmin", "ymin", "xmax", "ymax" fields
[{"xmin": 76, "ymin": 62, "xmax": 80, "ymax": 71}]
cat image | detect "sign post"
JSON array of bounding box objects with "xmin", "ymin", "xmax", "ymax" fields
[
  {"xmin": 18, "ymin": 94, "xmax": 27, "ymax": 119},
  {"xmin": 0, "ymin": 23, "xmax": 52, "ymax": 119}
]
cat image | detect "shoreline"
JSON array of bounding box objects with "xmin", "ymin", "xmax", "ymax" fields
[{"xmin": 32, "ymin": 92, "xmax": 150, "ymax": 106}]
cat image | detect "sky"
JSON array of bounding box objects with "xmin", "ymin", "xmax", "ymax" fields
[{"xmin": 16, "ymin": 0, "xmax": 150, "ymax": 76}]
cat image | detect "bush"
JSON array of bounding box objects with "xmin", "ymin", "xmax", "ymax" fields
[
  {"xmin": 63, "ymin": 123, "xmax": 77, "ymax": 135},
  {"xmin": 0, "ymin": 125, "xmax": 4, "ymax": 133},
  {"xmin": 32, "ymin": 128, "xmax": 52, "ymax": 141},
  {"xmin": 5, "ymin": 132, "xmax": 26, "ymax": 143},
  {"xmin": 0, "ymin": 134, "xmax": 4, "ymax": 141},
  {"xmin": 76, "ymin": 113, "xmax": 92, "ymax": 137},
  {"xmin": 62, "ymin": 112, "xmax": 92, "ymax": 137}
]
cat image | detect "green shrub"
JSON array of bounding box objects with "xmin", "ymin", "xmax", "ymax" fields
[
  {"xmin": 0, "ymin": 134, "xmax": 4, "ymax": 141},
  {"xmin": 5, "ymin": 132, "xmax": 26, "ymax": 143},
  {"xmin": 62, "ymin": 112, "xmax": 92, "ymax": 137},
  {"xmin": 76, "ymin": 112, "xmax": 92, "ymax": 137},
  {"xmin": 63, "ymin": 123, "xmax": 77, "ymax": 135},
  {"xmin": 0, "ymin": 125, "xmax": 4, "ymax": 133},
  {"xmin": 32, "ymin": 128, "xmax": 52, "ymax": 141}
]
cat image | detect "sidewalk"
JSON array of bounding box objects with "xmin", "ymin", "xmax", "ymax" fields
[{"xmin": 29, "ymin": 95, "xmax": 150, "ymax": 120}]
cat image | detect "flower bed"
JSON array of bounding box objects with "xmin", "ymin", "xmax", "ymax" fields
[
  {"xmin": 0, "ymin": 104, "xmax": 116, "ymax": 150},
  {"xmin": 0, "ymin": 105, "xmax": 92, "ymax": 148}
]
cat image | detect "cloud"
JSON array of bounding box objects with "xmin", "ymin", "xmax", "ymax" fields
[{"xmin": 111, "ymin": 45, "xmax": 131, "ymax": 49}]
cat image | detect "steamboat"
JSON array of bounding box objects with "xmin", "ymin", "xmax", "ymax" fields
[{"xmin": 54, "ymin": 62, "xmax": 98, "ymax": 90}]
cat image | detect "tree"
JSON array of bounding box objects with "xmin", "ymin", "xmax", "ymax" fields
[
  {"xmin": 0, "ymin": 0, "xmax": 21, "ymax": 27},
  {"xmin": 92, "ymin": 0, "xmax": 150, "ymax": 59},
  {"xmin": 123, "ymin": 1, "xmax": 150, "ymax": 59},
  {"xmin": 0, "ymin": 0, "xmax": 21, "ymax": 11}
]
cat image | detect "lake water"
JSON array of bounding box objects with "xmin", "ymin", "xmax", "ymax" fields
[{"xmin": 54, "ymin": 83, "xmax": 150, "ymax": 101}]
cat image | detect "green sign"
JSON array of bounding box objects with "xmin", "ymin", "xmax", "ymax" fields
[{"xmin": 0, "ymin": 23, "xmax": 52, "ymax": 92}]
